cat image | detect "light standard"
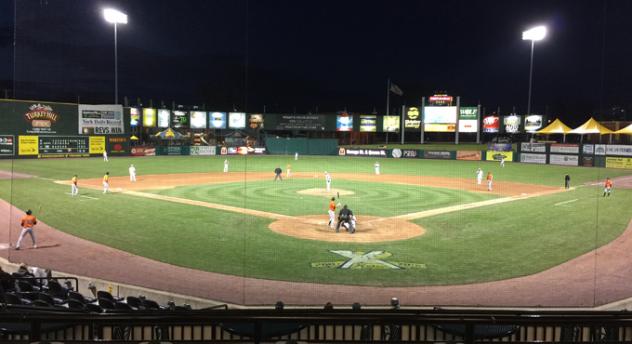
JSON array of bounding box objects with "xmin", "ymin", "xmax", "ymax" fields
[
  {"xmin": 102, "ymin": 8, "xmax": 128, "ymax": 104},
  {"xmin": 522, "ymin": 25, "xmax": 547, "ymax": 117}
]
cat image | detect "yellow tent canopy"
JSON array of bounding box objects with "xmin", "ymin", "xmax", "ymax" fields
[
  {"xmin": 130, "ymin": 135, "xmax": 139, "ymax": 141},
  {"xmin": 614, "ymin": 123, "xmax": 632, "ymax": 135},
  {"xmin": 536, "ymin": 118, "xmax": 573, "ymax": 134},
  {"xmin": 569, "ymin": 117, "xmax": 613, "ymax": 135}
]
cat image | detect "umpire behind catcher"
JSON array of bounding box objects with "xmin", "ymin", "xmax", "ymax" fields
[{"xmin": 336, "ymin": 205, "xmax": 355, "ymax": 233}]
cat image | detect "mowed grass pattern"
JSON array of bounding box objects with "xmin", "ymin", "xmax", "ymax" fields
[
  {"xmin": 1, "ymin": 155, "xmax": 632, "ymax": 286},
  {"xmin": 150, "ymin": 179, "xmax": 497, "ymax": 217}
]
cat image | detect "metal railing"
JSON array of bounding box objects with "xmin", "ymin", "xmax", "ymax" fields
[{"xmin": 2, "ymin": 306, "xmax": 632, "ymax": 343}]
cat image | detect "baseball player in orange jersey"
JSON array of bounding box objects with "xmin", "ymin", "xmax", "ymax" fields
[
  {"xmin": 603, "ymin": 177, "xmax": 613, "ymax": 197},
  {"xmin": 103, "ymin": 172, "xmax": 110, "ymax": 194},
  {"xmin": 15, "ymin": 209, "xmax": 37, "ymax": 250},
  {"xmin": 328, "ymin": 197, "xmax": 336, "ymax": 229},
  {"xmin": 286, "ymin": 164, "xmax": 292, "ymax": 178},
  {"xmin": 71, "ymin": 175, "xmax": 78, "ymax": 196},
  {"xmin": 486, "ymin": 171, "xmax": 493, "ymax": 191}
]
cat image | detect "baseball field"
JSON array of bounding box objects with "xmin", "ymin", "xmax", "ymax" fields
[{"xmin": 2, "ymin": 154, "xmax": 632, "ymax": 305}]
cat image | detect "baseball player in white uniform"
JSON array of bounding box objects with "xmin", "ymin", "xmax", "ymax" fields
[
  {"xmin": 129, "ymin": 164, "xmax": 137, "ymax": 182},
  {"xmin": 223, "ymin": 159, "xmax": 229, "ymax": 173},
  {"xmin": 374, "ymin": 162, "xmax": 380, "ymax": 175},
  {"xmin": 103, "ymin": 150, "xmax": 108, "ymax": 162},
  {"xmin": 294, "ymin": 152, "xmax": 299, "ymax": 161},
  {"xmin": 325, "ymin": 171, "xmax": 332, "ymax": 192},
  {"xmin": 476, "ymin": 168, "xmax": 483, "ymax": 185},
  {"xmin": 500, "ymin": 157, "xmax": 505, "ymax": 167}
]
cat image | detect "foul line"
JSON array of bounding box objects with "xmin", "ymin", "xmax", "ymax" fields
[
  {"xmin": 554, "ymin": 199, "xmax": 578, "ymax": 206},
  {"xmin": 122, "ymin": 190, "xmax": 293, "ymax": 220},
  {"xmin": 370, "ymin": 188, "xmax": 568, "ymax": 223},
  {"xmin": 65, "ymin": 193, "xmax": 99, "ymax": 200}
]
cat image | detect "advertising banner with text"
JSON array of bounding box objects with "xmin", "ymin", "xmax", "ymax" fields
[
  {"xmin": 520, "ymin": 153, "xmax": 547, "ymax": 164},
  {"xmin": 78, "ymin": 104, "xmax": 125, "ymax": 135}
]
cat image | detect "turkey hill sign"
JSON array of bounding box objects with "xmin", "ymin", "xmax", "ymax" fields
[{"xmin": 24, "ymin": 104, "xmax": 60, "ymax": 134}]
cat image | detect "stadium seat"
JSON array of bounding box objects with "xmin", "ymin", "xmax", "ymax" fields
[
  {"xmin": 32, "ymin": 299, "xmax": 52, "ymax": 308},
  {"xmin": 16, "ymin": 280, "xmax": 35, "ymax": 293},
  {"xmin": 67, "ymin": 299, "xmax": 86, "ymax": 311},
  {"xmin": 46, "ymin": 280, "xmax": 68, "ymax": 299},
  {"xmin": 126, "ymin": 296, "xmax": 142, "ymax": 309},
  {"xmin": 114, "ymin": 301, "xmax": 134, "ymax": 311},
  {"xmin": 38, "ymin": 292, "xmax": 65, "ymax": 306},
  {"xmin": 1, "ymin": 292, "xmax": 22, "ymax": 305},
  {"xmin": 85, "ymin": 303, "xmax": 103, "ymax": 313},
  {"xmin": 97, "ymin": 290, "xmax": 123, "ymax": 302},
  {"xmin": 68, "ymin": 290, "xmax": 94, "ymax": 304},
  {"xmin": 141, "ymin": 299, "xmax": 162, "ymax": 310},
  {"xmin": 98, "ymin": 298, "xmax": 116, "ymax": 310}
]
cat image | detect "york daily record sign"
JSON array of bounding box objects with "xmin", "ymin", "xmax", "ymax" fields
[
  {"xmin": 78, "ymin": 104, "xmax": 125, "ymax": 135},
  {"xmin": 338, "ymin": 148, "xmax": 387, "ymax": 157}
]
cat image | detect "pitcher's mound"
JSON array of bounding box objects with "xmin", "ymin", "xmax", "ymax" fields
[
  {"xmin": 268, "ymin": 215, "xmax": 425, "ymax": 243},
  {"xmin": 297, "ymin": 188, "xmax": 355, "ymax": 197}
]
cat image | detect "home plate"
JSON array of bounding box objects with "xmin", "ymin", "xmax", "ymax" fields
[{"xmin": 0, "ymin": 243, "xmax": 10, "ymax": 250}]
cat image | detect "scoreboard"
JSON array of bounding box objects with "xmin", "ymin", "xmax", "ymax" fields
[{"xmin": 38, "ymin": 136, "xmax": 89, "ymax": 156}]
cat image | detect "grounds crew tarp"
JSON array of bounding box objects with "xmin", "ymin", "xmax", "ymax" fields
[
  {"xmin": 536, "ymin": 118, "xmax": 573, "ymax": 134},
  {"xmin": 569, "ymin": 117, "xmax": 613, "ymax": 135},
  {"xmin": 614, "ymin": 123, "xmax": 632, "ymax": 135}
]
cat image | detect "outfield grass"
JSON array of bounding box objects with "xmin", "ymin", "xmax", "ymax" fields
[
  {"xmin": 1, "ymin": 155, "xmax": 629, "ymax": 186},
  {"xmin": 1, "ymin": 155, "xmax": 632, "ymax": 286}
]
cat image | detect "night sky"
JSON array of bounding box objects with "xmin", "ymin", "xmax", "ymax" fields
[{"xmin": 1, "ymin": 0, "xmax": 631, "ymax": 125}]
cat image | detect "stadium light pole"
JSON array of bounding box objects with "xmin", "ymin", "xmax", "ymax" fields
[
  {"xmin": 522, "ymin": 25, "xmax": 547, "ymax": 118},
  {"xmin": 103, "ymin": 8, "xmax": 128, "ymax": 104}
]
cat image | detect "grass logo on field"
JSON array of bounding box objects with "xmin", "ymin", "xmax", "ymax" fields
[{"xmin": 311, "ymin": 250, "xmax": 426, "ymax": 270}]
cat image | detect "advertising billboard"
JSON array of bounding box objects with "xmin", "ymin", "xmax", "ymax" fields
[
  {"xmin": 550, "ymin": 144, "xmax": 579, "ymax": 154},
  {"xmin": 482, "ymin": 115, "xmax": 500, "ymax": 133},
  {"xmin": 520, "ymin": 153, "xmax": 547, "ymax": 164},
  {"xmin": 524, "ymin": 115, "xmax": 543, "ymax": 132},
  {"xmin": 423, "ymin": 106, "xmax": 457, "ymax": 132},
  {"xmin": 359, "ymin": 115, "xmax": 377, "ymax": 132},
  {"xmin": 550, "ymin": 154, "xmax": 579, "ymax": 166},
  {"xmin": 172, "ymin": 111, "xmax": 189, "ymax": 128},
  {"xmin": 228, "ymin": 112, "xmax": 246, "ymax": 129},
  {"xmin": 0, "ymin": 135, "xmax": 14, "ymax": 156},
  {"xmin": 336, "ymin": 113, "xmax": 353, "ymax": 131},
  {"xmin": 142, "ymin": 108, "xmax": 156, "ymax": 127},
  {"xmin": 521, "ymin": 142, "xmax": 546, "ymax": 153},
  {"xmin": 157, "ymin": 109, "xmax": 170, "ymax": 128},
  {"xmin": 248, "ymin": 114, "xmax": 264, "ymax": 129},
  {"xmin": 458, "ymin": 107, "xmax": 478, "ymax": 133},
  {"xmin": 456, "ymin": 151, "xmax": 481, "ymax": 161},
  {"xmin": 606, "ymin": 145, "xmax": 632, "ymax": 157},
  {"xmin": 405, "ymin": 107, "xmax": 421, "ymax": 129},
  {"xmin": 130, "ymin": 108, "xmax": 140, "ymax": 127},
  {"xmin": 209, "ymin": 112, "xmax": 227, "ymax": 129},
  {"xmin": 190, "ymin": 111, "xmax": 207, "ymax": 129},
  {"xmin": 486, "ymin": 150, "xmax": 513, "ymax": 162},
  {"xmin": 503, "ymin": 114, "xmax": 521, "ymax": 133},
  {"xmin": 78, "ymin": 104, "xmax": 124, "ymax": 135},
  {"xmin": 383, "ymin": 116, "xmax": 400, "ymax": 132},
  {"xmin": 606, "ymin": 157, "xmax": 632, "ymax": 169}
]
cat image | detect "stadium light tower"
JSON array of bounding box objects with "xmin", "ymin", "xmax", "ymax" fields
[
  {"xmin": 522, "ymin": 25, "xmax": 547, "ymax": 118},
  {"xmin": 103, "ymin": 8, "xmax": 128, "ymax": 104}
]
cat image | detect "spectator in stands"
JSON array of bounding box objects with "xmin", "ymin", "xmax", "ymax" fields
[{"xmin": 29, "ymin": 266, "xmax": 50, "ymax": 287}]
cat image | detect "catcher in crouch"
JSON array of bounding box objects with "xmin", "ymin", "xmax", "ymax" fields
[{"xmin": 335, "ymin": 205, "xmax": 356, "ymax": 234}]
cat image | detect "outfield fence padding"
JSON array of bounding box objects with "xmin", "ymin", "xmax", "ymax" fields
[{"xmin": 265, "ymin": 137, "xmax": 338, "ymax": 155}]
